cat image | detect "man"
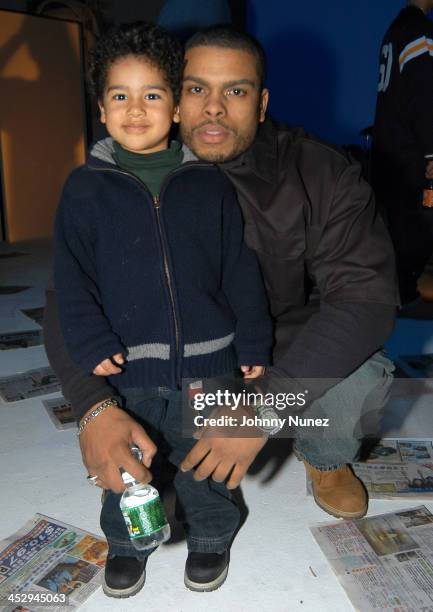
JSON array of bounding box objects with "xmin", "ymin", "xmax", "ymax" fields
[
  {"xmin": 44, "ymin": 25, "xmax": 397, "ymax": 595},
  {"xmin": 372, "ymin": 0, "xmax": 433, "ymax": 304}
]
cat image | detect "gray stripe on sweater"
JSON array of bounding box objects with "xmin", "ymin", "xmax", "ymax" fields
[
  {"xmin": 184, "ymin": 332, "xmax": 235, "ymax": 357},
  {"xmin": 127, "ymin": 343, "xmax": 170, "ymax": 361},
  {"xmin": 127, "ymin": 332, "xmax": 234, "ymax": 362}
]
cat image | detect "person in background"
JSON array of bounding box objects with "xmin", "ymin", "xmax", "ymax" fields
[{"xmin": 372, "ymin": 0, "xmax": 433, "ymax": 305}]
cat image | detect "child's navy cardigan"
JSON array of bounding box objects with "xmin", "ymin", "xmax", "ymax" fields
[{"xmin": 54, "ymin": 141, "xmax": 273, "ymax": 390}]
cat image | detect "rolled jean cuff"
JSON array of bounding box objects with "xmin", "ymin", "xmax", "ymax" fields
[
  {"xmin": 107, "ymin": 536, "xmax": 156, "ymax": 561},
  {"xmin": 187, "ymin": 534, "xmax": 231, "ymax": 554},
  {"xmin": 293, "ymin": 446, "xmax": 345, "ymax": 472}
]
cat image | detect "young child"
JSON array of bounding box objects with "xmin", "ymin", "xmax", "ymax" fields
[{"xmin": 53, "ymin": 22, "xmax": 272, "ymax": 598}]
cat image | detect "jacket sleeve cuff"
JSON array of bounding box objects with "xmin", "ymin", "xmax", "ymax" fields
[
  {"xmin": 77, "ymin": 340, "xmax": 125, "ymax": 375},
  {"xmin": 236, "ymin": 351, "xmax": 272, "ymax": 366},
  {"xmin": 72, "ymin": 388, "xmax": 118, "ymax": 423}
]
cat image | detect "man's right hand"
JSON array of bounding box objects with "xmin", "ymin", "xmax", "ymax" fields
[
  {"xmin": 426, "ymin": 160, "xmax": 433, "ymax": 179},
  {"xmin": 78, "ymin": 401, "xmax": 157, "ymax": 493}
]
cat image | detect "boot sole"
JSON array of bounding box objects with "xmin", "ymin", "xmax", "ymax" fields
[
  {"xmin": 312, "ymin": 491, "xmax": 368, "ymax": 520},
  {"xmin": 102, "ymin": 569, "xmax": 146, "ymax": 598},
  {"xmin": 184, "ymin": 564, "xmax": 229, "ymax": 592}
]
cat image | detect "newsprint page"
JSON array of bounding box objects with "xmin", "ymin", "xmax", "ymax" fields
[
  {"xmin": 311, "ymin": 505, "xmax": 433, "ymax": 611},
  {"xmin": 0, "ymin": 514, "xmax": 107, "ymax": 611}
]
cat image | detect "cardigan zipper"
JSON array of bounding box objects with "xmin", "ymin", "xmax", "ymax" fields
[
  {"xmin": 87, "ymin": 161, "xmax": 209, "ymax": 386},
  {"xmin": 157, "ymin": 163, "xmax": 212, "ymax": 384},
  {"xmin": 152, "ymin": 193, "xmax": 180, "ymax": 361}
]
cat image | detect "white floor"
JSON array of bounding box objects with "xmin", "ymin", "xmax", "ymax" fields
[{"xmin": 1, "ymin": 240, "xmax": 432, "ymax": 612}]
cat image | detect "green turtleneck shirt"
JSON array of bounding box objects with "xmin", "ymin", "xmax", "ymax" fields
[{"xmin": 112, "ymin": 140, "xmax": 184, "ymax": 197}]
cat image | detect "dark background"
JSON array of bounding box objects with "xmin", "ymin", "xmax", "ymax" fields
[
  {"xmin": 0, "ymin": 0, "xmax": 245, "ymax": 28},
  {"xmin": 0, "ymin": 0, "xmax": 432, "ymax": 146}
]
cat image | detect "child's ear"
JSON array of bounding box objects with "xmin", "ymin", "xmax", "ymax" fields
[
  {"xmin": 98, "ymin": 100, "xmax": 106, "ymax": 124},
  {"xmin": 173, "ymin": 105, "xmax": 180, "ymax": 124}
]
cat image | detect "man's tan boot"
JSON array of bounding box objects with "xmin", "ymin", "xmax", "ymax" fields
[{"xmin": 304, "ymin": 462, "xmax": 368, "ymax": 519}]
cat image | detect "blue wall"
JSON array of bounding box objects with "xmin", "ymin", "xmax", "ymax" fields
[{"xmin": 247, "ymin": 1, "xmax": 408, "ymax": 145}]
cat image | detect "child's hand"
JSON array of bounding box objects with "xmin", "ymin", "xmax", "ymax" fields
[
  {"xmin": 93, "ymin": 353, "xmax": 124, "ymax": 376},
  {"xmin": 241, "ymin": 365, "xmax": 265, "ymax": 379}
]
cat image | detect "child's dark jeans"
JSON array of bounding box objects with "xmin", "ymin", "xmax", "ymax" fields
[{"xmin": 100, "ymin": 385, "xmax": 240, "ymax": 559}]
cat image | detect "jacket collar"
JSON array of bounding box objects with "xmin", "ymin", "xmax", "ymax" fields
[
  {"xmin": 220, "ymin": 117, "xmax": 279, "ymax": 185},
  {"xmin": 87, "ymin": 138, "xmax": 197, "ymax": 168}
]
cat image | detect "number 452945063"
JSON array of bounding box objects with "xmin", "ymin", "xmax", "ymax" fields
[{"xmin": 7, "ymin": 591, "xmax": 67, "ymax": 605}]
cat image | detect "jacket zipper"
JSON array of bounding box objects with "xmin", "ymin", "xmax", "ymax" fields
[
  {"xmin": 152, "ymin": 193, "xmax": 179, "ymax": 360},
  {"xmin": 88, "ymin": 161, "xmax": 210, "ymax": 385}
]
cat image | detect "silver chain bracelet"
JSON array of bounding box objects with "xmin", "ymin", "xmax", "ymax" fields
[{"xmin": 76, "ymin": 397, "xmax": 120, "ymax": 436}]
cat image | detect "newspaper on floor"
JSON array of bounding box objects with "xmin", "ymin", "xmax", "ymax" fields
[
  {"xmin": 21, "ymin": 307, "xmax": 44, "ymax": 327},
  {"xmin": 311, "ymin": 505, "xmax": 433, "ymax": 612},
  {"xmin": 0, "ymin": 367, "xmax": 61, "ymax": 402},
  {"xmin": 351, "ymin": 462, "xmax": 433, "ymax": 500},
  {"xmin": 0, "ymin": 330, "xmax": 43, "ymax": 350},
  {"xmin": 43, "ymin": 398, "xmax": 76, "ymax": 430},
  {"xmin": 306, "ymin": 440, "xmax": 433, "ymax": 500},
  {"xmin": 352, "ymin": 440, "xmax": 433, "ymax": 500},
  {"xmin": 0, "ymin": 286, "xmax": 31, "ymax": 295},
  {"xmin": 0, "ymin": 513, "xmax": 108, "ymax": 611}
]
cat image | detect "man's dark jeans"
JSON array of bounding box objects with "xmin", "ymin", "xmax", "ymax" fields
[{"xmin": 100, "ymin": 386, "xmax": 240, "ymax": 560}]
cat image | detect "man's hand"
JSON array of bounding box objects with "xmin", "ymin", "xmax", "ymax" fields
[
  {"xmin": 180, "ymin": 435, "xmax": 268, "ymax": 489},
  {"xmin": 426, "ymin": 160, "xmax": 433, "ymax": 179},
  {"xmin": 93, "ymin": 353, "xmax": 124, "ymax": 376},
  {"xmin": 241, "ymin": 365, "xmax": 265, "ymax": 379},
  {"xmin": 79, "ymin": 401, "xmax": 157, "ymax": 493}
]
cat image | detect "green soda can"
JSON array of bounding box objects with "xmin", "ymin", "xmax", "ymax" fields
[{"xmin": 119, "ymin": 446, "xmax": 170, "ymax": 550}]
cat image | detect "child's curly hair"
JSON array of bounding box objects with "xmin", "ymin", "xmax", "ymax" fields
[{"xmin": 88, "ymin": 21, "xmax": 184, "ymax": 102}]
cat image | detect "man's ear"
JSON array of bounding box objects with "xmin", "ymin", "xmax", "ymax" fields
[
  {"xmin": 259, "ymin": 88, "xmax": 269, "ymax": 123},
  {"xmin": 173, "ymin": 105, "xmax": 180, "ymax": 124},
  {"xmin": 98, "ymin": 100, "xmax": 106, "ymax": 124}
]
